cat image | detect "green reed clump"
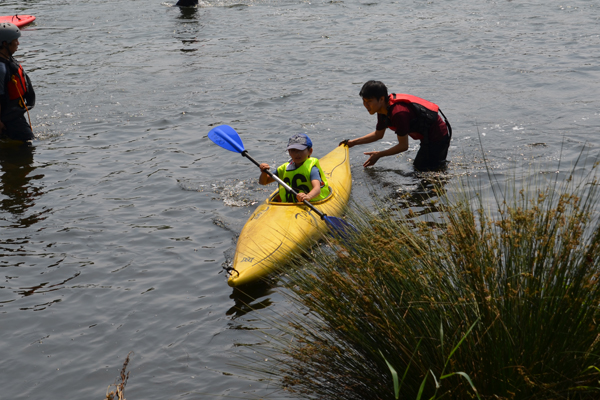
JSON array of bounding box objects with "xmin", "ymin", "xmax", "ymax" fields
[{"xmin": 255, "ymin": 170, "xmax": 600, "ymax": 400}]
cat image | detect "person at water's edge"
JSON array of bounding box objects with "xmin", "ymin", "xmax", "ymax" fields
[
  {"xmin": 340, "ymin": 81, "xmax": 451, "ymax": 171},
  {"xmin": 0, "ymin": 22, "xmax": 35, "ymax": 146},
  {"xmin": 176, "ymin": 0, "xmax": 198, "ymax": 6}
]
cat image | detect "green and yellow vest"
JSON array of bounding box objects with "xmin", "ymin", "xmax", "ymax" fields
[{"xmin": 276, "ymin": 157, "xmax": 330, "ymax": 203}]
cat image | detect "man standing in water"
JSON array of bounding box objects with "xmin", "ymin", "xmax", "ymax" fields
[
  {"xmin": 340, "ymin": 81, "xmax": 451, "ymax": 171},
  {"xmin": 0, "ymin": 22, "xmax": 35, "ymax": 147},
  {"xmin": 176, "ymin": 0, "xmax": 198, "ymax": 6}
]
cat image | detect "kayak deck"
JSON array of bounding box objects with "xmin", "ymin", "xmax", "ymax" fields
[{"xmin": 228, "ymin": 145, "xmax": 351, "ymax": 287}]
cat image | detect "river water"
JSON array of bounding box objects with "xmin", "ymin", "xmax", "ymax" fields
[{"xmin": 0, "ymin": 0, "xmax": 598, "ymax": 398}]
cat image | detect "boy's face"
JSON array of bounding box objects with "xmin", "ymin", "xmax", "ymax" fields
[
  {"xmin": 288, "ymin": 147, "xmax": 313, "ymax": 165},
  {"xmin": 363, "ymin": 96, "xmax": 387, "ymax": 115}
]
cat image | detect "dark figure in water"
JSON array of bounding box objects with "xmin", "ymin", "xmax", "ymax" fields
[
  {"xmin": 176, "ymin": 0, "xmax": 198, "ymax": 6},
  {"xmin": 0, "ymin": 23, "xmax": 35, "ymax": 147}
]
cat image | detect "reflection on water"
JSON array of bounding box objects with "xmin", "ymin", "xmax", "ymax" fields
[
  {"xmin": 227, "ymin": 281, "xmax": 276, "ymax": 319},
  {"xmin": 174, "ymin": 1, "xmax": 203, "ymax": 52},
  {"xmin": 394, "ymin": 174, "xmax": 452, "ymax": 209},
  {"xmin": 0, "ymin": 143, "xmax": 56, "ymax": 311},
  {"xmin": 178, "ymin": 6, "xmax": 199, "ymax": 18},
  {"xmin": 363, "ymin": 167, "xmax": 453, "ymax": 220},
  {"xmin": 0, "ymin": 144, "xmax": 46, "ymax": 228}
]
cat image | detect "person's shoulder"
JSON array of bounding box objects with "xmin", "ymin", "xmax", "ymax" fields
[
  {"xmin": 389, "ymin": 103, "xmax": 413, "ymax": 123},
  {"xmin": 277, "ymin": 161, "xmax": 289, "ymax": 170},
  {"xmin": 390, "ymin": 102, "xmax": 411, "ymax": 113},
  {"xmin": 308, "ymin": 157, "xmax": 322, "ymax": 167}
]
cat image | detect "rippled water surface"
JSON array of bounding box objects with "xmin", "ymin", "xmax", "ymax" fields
[{"xmin": 1, "ymin": 0, "xmax": 599, "ymax": 398}]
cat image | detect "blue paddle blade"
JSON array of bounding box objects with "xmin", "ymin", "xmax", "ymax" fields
[
  {"xmin": 208, "ymin": 125, "xmax": 245, "ymax": 153},
  {"xmin": 324, "ymin": 216, "xmax": 356, "ymax": 237}
]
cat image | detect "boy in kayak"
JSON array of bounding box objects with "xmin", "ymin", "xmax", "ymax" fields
[
  {"xmin": 340, "ymin": 80, "xmax": 451, "ymax": 171},
  {"xmin": 259, "ymin": 133, "xmax": 330, "ymax": 203}
]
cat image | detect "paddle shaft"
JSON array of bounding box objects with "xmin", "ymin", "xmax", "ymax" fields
[{"xmin": 241, "ymin": 150, "xmax": 328, "ymax": 220}]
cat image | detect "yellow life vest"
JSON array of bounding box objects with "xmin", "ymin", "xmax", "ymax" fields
[{"xmin": 276, "ymin": 157, "xmax": 330, "ymax": 203}]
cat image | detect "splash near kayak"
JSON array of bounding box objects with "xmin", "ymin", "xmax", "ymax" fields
[{"xmin": 0, "ymin": 15, "xmax": 36, "ymax": 28}]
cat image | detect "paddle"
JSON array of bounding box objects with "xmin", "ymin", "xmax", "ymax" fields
[{"xmin": 207, "ymin": 124, "xmax": 354, "ymax": 235}]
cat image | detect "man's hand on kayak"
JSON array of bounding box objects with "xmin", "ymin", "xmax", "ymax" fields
[{"xmin": 339, "ymin": 139, "xmax": 353, "ymax": 148}]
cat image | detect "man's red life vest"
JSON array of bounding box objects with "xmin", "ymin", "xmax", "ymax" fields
[
  {"xmin": 0, "ymin": 56, "xmax": 35, "ymax": 121},
  {"xmin": 8, "ymin": 64, "xmax": 28, "ymax": 101},
  {"xmin": 389, "ymin": 93, "xmax": 439, "ymax": 112},
  {"xmin": 387, "ymin": 93, "xmax": 451, "ymax": 142}
]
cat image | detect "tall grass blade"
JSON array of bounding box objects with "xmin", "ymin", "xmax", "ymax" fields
[
  {"xmin": 380, "ymin": 350, "xmax": 400, "ymax": 399},
  {"xmin": 443, "ymin": 318, "xmax": 479, "ymax": 371},
  {"xmin": 416, "ymin": 373, "xmax": 428, "ymax": 400},
  {"xmin": 440, "ymin": 372, "xmax": 481, "ymax": 400}
]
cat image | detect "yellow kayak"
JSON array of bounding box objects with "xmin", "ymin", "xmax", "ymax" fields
[{"xmin": 228, "ymin": 145, "xmax": 352, "ymax": 287}]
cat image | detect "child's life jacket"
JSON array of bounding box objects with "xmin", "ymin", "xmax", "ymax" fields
[
  {"xmin": 387, "ymin": 93, "xmax": 451, "ymax": 142},
  {"xmin": 276, "ymin": 157, "xmax": 330, "ymax": 203}
]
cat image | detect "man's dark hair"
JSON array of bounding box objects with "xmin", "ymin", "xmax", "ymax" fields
[{"xmin": 359, "ymin": 80, "xmax": 388, "ymax": 100}]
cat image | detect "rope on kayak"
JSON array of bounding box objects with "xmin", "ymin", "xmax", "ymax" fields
[{"xmin": 223, "ymin": 264, "xmax": 239, "ymax": 278}]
